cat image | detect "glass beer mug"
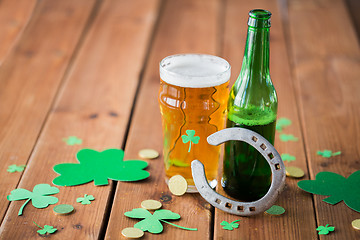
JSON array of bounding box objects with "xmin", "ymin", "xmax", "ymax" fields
[{"xmin": 159, "ymin": 54, "xmax": 230, "ymax": 191}]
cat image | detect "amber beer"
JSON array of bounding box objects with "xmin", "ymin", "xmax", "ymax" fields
[{"xmin": 159, "ymin": 54, "xmax": 230, "ymax": 190}]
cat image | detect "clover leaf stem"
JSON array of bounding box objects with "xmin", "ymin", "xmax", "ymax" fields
[
  {"xmin": 18, "ymin": 198, "xmax": 30, "ymax": 216},
  {"xmin": 160, "ymin": 220, "xmax": 197, "ymax": 231},
  {"xmin": 33, "ymin": 221, "xmax": 43, "ymax": 229},
  {"xmin": 188, "ymin": 142, "xmax": 192, "ymax": 152}
]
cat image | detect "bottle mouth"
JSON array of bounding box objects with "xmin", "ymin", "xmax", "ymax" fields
[
  {"xmin": 249, "ymin": 9, "xmax": 272, "ymax": 19},
  {"xmin": 248, "ymin": 9, "xmax": 272, "ymax": 28}
]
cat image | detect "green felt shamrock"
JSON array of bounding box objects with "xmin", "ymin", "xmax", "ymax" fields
[
  {"xmin": 298, "ymin": 170, "xmax": 360, "ymax": 213},
  {"xmin": 170, "ymin": 159, "xmax": 190, "ymax": 167},
  {"xmin": 276, "ymin": 118, "xmax": 292, "ymax": 132},
  {"xmin": 124, "ymin": 208, "xmax": 197, "ymax": 234},
  {"xmin": 53, "ymin": 149, "xmax": 149, "ymax": 186},
  {"xmin": 220, "ymin": 220, "xmax": 240, "ymax": 230},
  {"xmin": 7, "ymin": 164, "xmax": 26, "ymax": 173},
  {"xmin": 181, "ymin": 130, "xmax": 200, "ymax": 152},
  {"xmin": 317, "ymin": 150, "xmax": 341, "ymax": 158},
  {"xmin": 279, "ymin": 134, "xmax": 298, "ymax": 142},
  {"xmin": 63, "ymin": 136, "xmax": 82, "ymax": 145},
  {"xmin": 77, "ymin": 194, "xmax": 95, "ymax": 205},
  {"xmin": 34, "ymin": 222, "xmax": 57, "ymax": 235},
  {"xmin": 7, "ymin": 184, "xmax": 59, "ymax": 216},
  {"xmin": 316, "ymin": 224, "xmax": 335, "ymax": 235},
  {"xmin": 281, "ymin": 154, "xmax": 296, "ymax": 163}
]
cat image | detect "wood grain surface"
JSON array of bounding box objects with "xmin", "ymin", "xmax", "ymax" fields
[
  {"xmin": 0, "ymin": 0, "xmax": 95, "ymax": 224},
  {"xmin": 214, "ymin": 0, "xmax": 318, "ymax": 239},
  {"xmin": 105, "ymin": 0, "xmax": 221, "ymax": 239},
  {"xmin": 0, "ymin": 0, "xmax": 358, "ymax": 239},
  {"xmin": 0, "ymin": 0, "xmax": 37, "ymax": 65},
  {"xmin": 0, "ymin": 0, "xmax": 159, "ymax": 239},
  {"xmin": 287, "ymin": 0, "xmax": 360, "ymax": 239}
]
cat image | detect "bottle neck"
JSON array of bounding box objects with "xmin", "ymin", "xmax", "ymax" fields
[{"xmin": 238, "ymin": 26, "xmax": 270, "ymax": 86}]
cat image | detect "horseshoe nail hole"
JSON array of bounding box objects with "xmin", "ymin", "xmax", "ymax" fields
[
  {"xmin": 237, "ymin": 206, "xmax": 244, "ymax": 212},
  {"xmin": 260, "ymin": 143, "xmax": 267, "ymax": 150},
  {"xmin": 252, "ymin": 136, "xmax": 258, "ymax": 142},
  {"xmin": 215, "ymin": 199, "xmax": 221, "ymax": 204},
  {"xmin": 225, "ymin": 202, "xmax": 232, "ymax": 209},
  {"xmin": 268, "ymin": 152, "xmax": 274, "ymax": 159},
  {"xmin": 249, "ymin": 207, "xmax": 256, "ymax": 212},
  {"xmin": 275, "ymin": 163, "xmax": 281, "ymax": 170}
]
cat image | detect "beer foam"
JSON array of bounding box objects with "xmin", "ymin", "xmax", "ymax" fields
[{"xmin": 160, "ymin": 54, "xmax": 231, "ymax": 88}]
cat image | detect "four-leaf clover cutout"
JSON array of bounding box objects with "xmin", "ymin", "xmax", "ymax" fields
[
  {"xmin": 7, "ymin": 184, "xmax": 59, "ymax": 215},
  {"xmin": 220, "ymin": 220, "xmax": 241, "ymax": 230},
  {"xmin": 63, "ymin": 136, "xmax": 82, "ymax": 145},
  {"xmin": 279, "ymin": 134, "xmax": 298, "ymax": 142},
  {"xmin": 276, "ymin": 118, "xmax": 292, "ymax": 132},
  {"xmin": 181, "ymin": 130, "xmax": 200, "ymax": 152},
  {"xmin": 316, "ymin": 224, "xmax": 335, "ymax": 235},
  {"xmin": 281, "ymin": 154, "xmax": 296, "ymax": 163},
  {"xmin": 77, "ymin": 194, "xmax": 95, "ymax": 205},
  {"xmin": 7, "ymin": 164, "xmax": 26, "ymax": 173},
  {"xmin": 317, "ymin": 150, "xmax": 341, "ymax": 158},
  {"xmin": 53, "ymin": 149, "xmax": 149, "ymax": 186}
]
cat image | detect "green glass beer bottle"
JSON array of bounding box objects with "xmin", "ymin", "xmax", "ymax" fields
[{"xmin": 222, "ymin": 9, "xmax": 278, "ymax": 201}]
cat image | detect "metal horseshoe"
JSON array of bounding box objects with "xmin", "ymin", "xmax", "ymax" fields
[{"xmin": 191, "ymin": 127, "xmax": 286, "ymax": 216}]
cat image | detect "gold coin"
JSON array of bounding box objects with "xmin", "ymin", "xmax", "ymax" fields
[
  {"xmin": 53, "ymin": 204, "xmax": 74, "ymax": 215},
  {"xmin": 352, "ymin": 219, "xmax": 360, "ymax": 230},
  {"xmin": 138, "ymin": 149, "xmax": 159, "ymax": 159},
  {"xmin": 121, "ymin": 227, "xmax": 144, "ymax": 239},
  {"xmin": 285, "ymin": 166, "xmax": 305, "ymax": 178},
  {"xmin": 168, "ymin": 175, "xmax": 188, "ymax": 196},
  {"xmin": 141, "ymin": 199, "xmax": 162, "ymax": 210}
]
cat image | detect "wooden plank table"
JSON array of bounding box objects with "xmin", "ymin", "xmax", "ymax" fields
[{"xmin": 0, "ymin": 0, "xmax": 359, "ymax": 239}]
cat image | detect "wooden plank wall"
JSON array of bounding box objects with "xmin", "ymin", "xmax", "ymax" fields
[{"xmin": 0, "ymin": 0, "xmax": 160, "ymax": 239}]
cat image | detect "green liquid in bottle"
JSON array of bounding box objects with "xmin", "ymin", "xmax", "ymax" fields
[
  {"xmin": 222, "ymin": 9, "xmax": 277, "ymax": 201},
  {"xmin": 223, "ymin": 106, "xmax": 276, "ymax": 201}
]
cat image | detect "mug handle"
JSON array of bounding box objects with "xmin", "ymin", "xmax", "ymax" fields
[{"xmin": 191, "ymin": 127, "xmax": 286, "ymax": 216}]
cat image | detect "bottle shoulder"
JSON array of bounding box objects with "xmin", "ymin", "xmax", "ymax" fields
[{"xmin": 228, "ymin": 75, "xmax": 278, "ymax": 126}]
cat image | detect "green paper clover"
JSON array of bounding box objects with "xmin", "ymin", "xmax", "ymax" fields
[
  {"xmin": 7, "ymin": 184, "xmax": 59, "ymax": 216},
  {"xmin": 53, "ymin": 149, "xmax": 149, "ymax": 186},
  {"xmin": 181, "ymin": 130, "xmax": 200, "ymax": 152},
  {"xmin": 276, "ymin": 118, "xmax": 292, "ymax": 132},
  {"xmin": 220, "ymin": 220, "xmax": 240, "ymax": 230},
  {"xmin": 281, "ymin": 154, "xmax": 296, "ymax": 163},
  {"xmin": 279, "ymin": 134, "xmax": 298, "ymax": 142},
  {"xmin": 298, "ymin": 170, "xmax": 360, "ymax": 213},
  {"xmin": 7, "ymin": 164, "xmax": 26, "ymax": 173},
  {"xmin": 124, "ymin": 208, "xmax": 197, "ymax": 233},
  {"xmin": 316, "ymin": 224, "xmax": 334, "ymax": 235},
  {"xmin": 34, "ymin": 222, "xmax": 57, "ymax": 235},
  {"xmin": 63, "ymin": 136, "xmax": 82, "ymax": 145},
  {"xmin": 317, "ymin": 150, "xmax": 341, "ymax": 158},
  {"xmin": 77, "ymin": 194, "xmax": 95, "ymax": 205}
]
